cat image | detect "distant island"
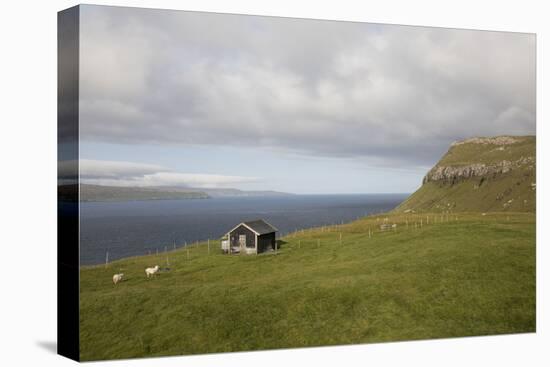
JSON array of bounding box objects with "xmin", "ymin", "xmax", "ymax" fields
[
  {"xmin": 66, "ymin": 184, "xmax": 209, "ymax": 202},
  {"xmin": 58, "ymin": 184, "xmax": 293, "ymax": 202},
  {"xmin": 171, "ymin": 187, "xmax": 294, "ymax": 198}
]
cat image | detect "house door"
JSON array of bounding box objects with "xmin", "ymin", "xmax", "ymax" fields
[{"xmin": 239, "ymin": 234, "xmax": 246, "ymax": 248}]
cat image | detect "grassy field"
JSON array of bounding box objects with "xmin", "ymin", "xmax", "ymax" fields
[
  {"xmin": 79, "ymin": 212, "xmax": 535, "ymax": 361},
  {"xmin": 437, "ymin": 136, "xmax": 535, "ymax": 167}
]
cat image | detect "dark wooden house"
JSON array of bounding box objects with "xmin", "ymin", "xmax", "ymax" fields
[{"xmin": 222, "ymin": 219, "xmax": 278, "ymax": 254}]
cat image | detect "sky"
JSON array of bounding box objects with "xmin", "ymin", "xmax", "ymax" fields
[{"xmin": 77, "ymin": 5, "xmax": 536, "ymax": 194}]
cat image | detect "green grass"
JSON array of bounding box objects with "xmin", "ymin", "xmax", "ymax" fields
[
  {"xmin": 79, "ymin": 212, "xmax": 535, "ymax": 361},
  {"xmin": 438, "ymin": 136, "xmax": 535, "ymax": 167}
]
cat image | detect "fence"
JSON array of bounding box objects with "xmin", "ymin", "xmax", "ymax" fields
[{"xmin": 102, "ymin": 211, "xmax": 484, "ymax": 267}]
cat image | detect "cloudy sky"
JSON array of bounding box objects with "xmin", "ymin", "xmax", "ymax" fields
[{"xmin": 77, "ymin": 5, "xmax": 535, "ymax": 194}]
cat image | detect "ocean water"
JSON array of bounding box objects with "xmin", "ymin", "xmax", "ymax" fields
[{"xmin": 79, "ymin": 194, "xmax": 408, "ymax": 265}]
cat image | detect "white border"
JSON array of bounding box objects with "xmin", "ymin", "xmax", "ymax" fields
[{"xmin": 0, "ymin": 1, "xmax": 547, "ymax": 366}]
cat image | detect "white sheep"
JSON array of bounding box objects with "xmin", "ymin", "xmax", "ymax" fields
[
  {"xmin": 112, "ymin": 273, "xmax": 124, "ymax": 284},
  {"xmin": 145, "ymin": 265, "xmax": 160, "ymax": 278}
]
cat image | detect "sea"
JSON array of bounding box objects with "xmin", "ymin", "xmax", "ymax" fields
[{"xmin": 79, "ymin": 193, "xmax": 408, "ymax": 265}]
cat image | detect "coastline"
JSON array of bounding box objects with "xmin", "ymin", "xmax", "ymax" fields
[{"xmin": 79, "ymin": 193, "xmax": 408, "ymax": 266}]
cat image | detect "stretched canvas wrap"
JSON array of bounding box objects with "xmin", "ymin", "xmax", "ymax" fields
[{"xmin": 58, "ymin": 4, "xmax": 536, "ymax": 362}]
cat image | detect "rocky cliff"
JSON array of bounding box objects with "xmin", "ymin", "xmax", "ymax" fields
[
  {"xmin": 395, "ymin": 136, "xmax": 536, "ymax": 213},
  {"xmin": 423, "ymin": 156, "xmax": 535, "ymax": 185}
]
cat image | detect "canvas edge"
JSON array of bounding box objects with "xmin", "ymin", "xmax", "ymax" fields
[{"xmin": 57, "ymin": 4, "xmax": 80, "ymax": 362}]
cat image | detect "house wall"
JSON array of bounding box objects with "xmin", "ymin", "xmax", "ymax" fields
[
  {"xmin": 257, "ymin": 232, "xmax": 276, "ymax": 253},
  {"xmin": 229, "ymin": 225, "xmax": 256, "ymax": 249}
]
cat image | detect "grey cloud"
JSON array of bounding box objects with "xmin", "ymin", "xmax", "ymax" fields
[
  {"xmin": 79, "ymin": 159, "xmax": 166, "ymax": 180},
  {"xmin": 79, "ymin": 6, "xmax": 536, "ymax": 168}
]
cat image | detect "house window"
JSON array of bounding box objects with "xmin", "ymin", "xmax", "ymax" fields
[{"xmin": 239, "ymin": 234, "xmax": 246, "ymax": 247}]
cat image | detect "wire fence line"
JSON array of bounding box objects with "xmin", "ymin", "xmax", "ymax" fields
[{"xmin": 103, "ymin": 211, "xmax": 480, "ymax": 267}]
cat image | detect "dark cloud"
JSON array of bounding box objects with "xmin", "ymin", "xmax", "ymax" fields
[{"xmin": 79, "ymin": 5, "xmax": 536, "ymax": 168}]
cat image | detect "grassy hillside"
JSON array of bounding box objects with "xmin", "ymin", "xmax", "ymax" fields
[
  {"xmin": 80, "ymin": 212, "xmax": 535, "ymax": 361},
  {"xmin": 395, "ymin": 136, "xmax": 535, "ymax": 213},
  {"xmin": 78, "ymin": 184, "xmax": 209, "ymax": 202}
]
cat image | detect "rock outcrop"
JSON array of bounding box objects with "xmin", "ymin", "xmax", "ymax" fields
[
  {"xmin": 423, "ymin": 157, "xmax": 535, "ymax": 184},
  {"xmin": 451, "ymin": 136, "xmax": 519, "ymax": 146}
]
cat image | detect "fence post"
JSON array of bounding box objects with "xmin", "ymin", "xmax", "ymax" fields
[
  {"xmin": 105, "ymin": 251, "xmax": 109, "ymax": 268},
  {"xmin": 298, "ymin": 240, "xmax": 301, "ymax": 249},
  {"xmin": 208, "ymin": 239, "xmax": 210, "ymax": 254}
]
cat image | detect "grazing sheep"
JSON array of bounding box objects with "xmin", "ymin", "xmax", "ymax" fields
[
  {"xmin": 145, "ymin": 265, "xmax": 160, "ymax": 278},
  {"xmin": 112, "ymin": 273, "xmax": 124, "ymax": 284}
]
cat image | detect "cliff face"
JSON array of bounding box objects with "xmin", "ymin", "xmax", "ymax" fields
[
  {"xmin": 423, "ymin": 157, "xmax": 535, "ymax": 185},
  {"xmin": 395, "ymin": 136, "xmax": 536, "ymax": 213}
]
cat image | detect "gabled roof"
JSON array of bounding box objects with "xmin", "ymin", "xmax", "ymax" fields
[
  {"xmin": 243, "ymin": 219, "xmax": 278, "ymax": 235},
  {"xmin": 226, "ymin": 219, "xmax": 278, "ymax": 236}
]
